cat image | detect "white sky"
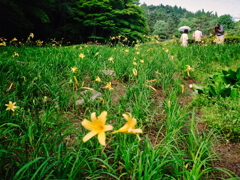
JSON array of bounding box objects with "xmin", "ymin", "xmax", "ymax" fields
[{"xmin": 139, "ymin": 0, "xmax": 240, "ymax": 19}]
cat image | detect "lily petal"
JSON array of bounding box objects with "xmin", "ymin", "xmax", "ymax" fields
[
  {"xmin": 91, "ymin": 112, "xmax": 97, "ymax": 122},
  {"xmin": 98, "ymin": 131, "xmax": 106, "ymax": 146},
  {"xmin": 123, "ymin": 114, "xmax": 136, "ymax": 127},
  {"xmin": 99, "ymin": 111, "xmax": 107, "ymax": 124},
  {"xmin": 83, "ymin": 131, "xmax": 97, "ymax": 142},
  {"xmin": 82, "ymin": 119, "xmax": 95, "ymax": 131},
  {"xmin": 105, "ymin": 125, "xmax": 113, "ymax": 131},
  {"xmin": 131, "ymin": 128, "xmax": 143, "ymax": 133},
  {"xmin": 117, "ymin": 124, "xmax": 129, "ymax": 132}
]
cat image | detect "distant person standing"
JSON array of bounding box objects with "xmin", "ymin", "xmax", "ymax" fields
[
  {"xmin": 214, "ymin": 23, "xmax": 224, "ymax": 44},
  {"xmin": 193, "ymin": 27, "xmax": 202, "ymax": 42},
  {"xmin": 179, "ymin": 29, "xmax": 188, "ymax": 47}
]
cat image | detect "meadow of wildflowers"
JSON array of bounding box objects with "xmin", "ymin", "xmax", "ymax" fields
[{"xmin": 0, "ymin": 37, "xmax": 240, "ymax": 179}]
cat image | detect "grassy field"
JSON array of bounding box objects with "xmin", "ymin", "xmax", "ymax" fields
[{"xmin": 0, "ymin": 39, "xmax": 240, "ymax": 179}]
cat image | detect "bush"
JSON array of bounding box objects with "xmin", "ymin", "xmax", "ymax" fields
[{"xmin": 224, "ymin": 36, "xmax": 240, "ymax": 44}]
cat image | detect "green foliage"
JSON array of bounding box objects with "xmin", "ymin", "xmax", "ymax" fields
[
  {"xmin": 152, "ymin": 20, "xmax": 167, "ymax": 37},
  {"xmin": 192, "ymin": 68, "xmax": 240, "ymax": 99},
  {"xmin": 142, "ymin": 4, "xmax": 219, "ymax": 38},
  {"xmin": 0, "ymin": 0, "xmax": 52, "ymax": 37},
  {"xmin": 73, "ymin": 0, "xmax": 149, "ymax": 43},
  {"xmin": 163, "ymin": 17, "xmax": 176, "ymax": 38},
  {"xmin": 192, "ymin": 96, "xmax": 240, "ymax": 141},
  {"xmin": 225, "ymin": 36, "xmax": 240, "ymax": 44},
  {"xmin": 218, "ymin": 15, "xmax": 235, "ymax": 29},
  {"xmin": 227, "ymin": 21, "xmax": 240, "ymax": 36}
]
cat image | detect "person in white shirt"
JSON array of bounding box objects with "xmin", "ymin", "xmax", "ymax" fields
[
  {"xmin": 193, "ymin": 27, "xmax": 203, "ymax": 42},
  {"xmin": 180, "ymin": 29, "xmax": 188, "ymax": 47}
]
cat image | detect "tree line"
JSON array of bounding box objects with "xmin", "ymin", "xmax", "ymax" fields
[
  {"xmin": 142, "ymin": 3, "xmax": 238, "ymax": 39},
  {"xmin": 0, "ymin": 0, "xmax": 238, "ymax": 44}
]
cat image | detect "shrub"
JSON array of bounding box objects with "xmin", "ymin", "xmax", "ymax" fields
[{"xmin": 224, "ymin": 36, "xmax": 240, "ymax": 44}]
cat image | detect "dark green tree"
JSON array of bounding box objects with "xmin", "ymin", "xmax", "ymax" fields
[
  {"xmin": 73, "ymin": 0, "xmax": 117, "ymax": 42},
  {"xmin": 0, "ymin": 0, "xmax": 52, "ymax": 38},
  {"xmin": 192, "ymin": 12, "xmax": 216, "ymax": 34},
  {"xmin": 112, "ymin": 0, "xmax": 149, "ymax": 42},
  {"xmin": 73, "ymin": 0, "xmax": 149, "ymax": 43},
  {"xmin": 163, "ymin": 17, "xmax": 176, "ymax": 38},
  {"xmin": 152, "ymin": 20, "xmax": 167, "ymax": 38},
  {"xmin": 218, "ymin": 15, "xmax": 235, "ymax": 29}
]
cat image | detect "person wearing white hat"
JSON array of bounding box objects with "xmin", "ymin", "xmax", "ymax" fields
[{"xmin": 193, "ymin": 27, "xmax": 203, "ymax": 42}]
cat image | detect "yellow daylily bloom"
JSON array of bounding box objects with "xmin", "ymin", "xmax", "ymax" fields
[
  {"xmin": 11, "ymin": 37, "xmax": 17, "ymax": 42},
  {"xmin": 43, "ymin": 96, "xmax": 48, "ymax": 103},
  {"xmin": 82, "ymin": 87, "xmax": 95, "ymax": 91},
  {"xmin": 113, "ymin": 113, "xmax": 142, "ymax": 140},
  {"xmin": 71, "ymin": 67, "xmax": 78, "ymax": 73},
  {"xmin": 97, "ymin": 97, "xmax": 104, "ymax": 103},
  {"xmin": 73, "ymin": 76, "xmax": 78, "ymax": 89},
  {"xmin": 21, "ymin": 76, "xmax": 26, "ymax": 81},
  {"xmin": 146, "ymin": 79, "xmax": 157, "ymax": 83},
  {"xmin": 185, "ymin": 65, "xmax": 194, "ymax": 77},
  {"xmin": 79, "ymin": 53, "xmax": 85, "ymax": 58},
  {"xmin": 132, "ymin": 68, "xmax": 138, "ymax": 76},
  {"xmin": 30, "ymin": 33, "xmax": 34, "ymax": 38},
  {"xmin": 136, "ymin": 52, "xmax": 140, "ymax": 54},
  {"xmin": 0, "ymin": 42, "xmax": 6, "ymax": 46},
  {"xmin": 140, "ymin": 60, "xmax": 144, "ymax": 63},
  {"xmin": 180, "ymin": 84, "xmax": 185, "ymax": 93},
  {"xmin": 36, "ymin": 40, "xmax": 43, "ymax": 46},
  {"xmin": 103, "ymin": 82, "xmax": 114, "ymax": 90},
  {"xmin": 12, "ymin": 52, "xmax": 19, "ymax": 58},
  {"xmin": 6, "ymin": 83, "xmax": 13, "ymax": 91},
  {"xmin": 124, "ymin": 49, "xmax": 129, "ymax": 53},
  {"xmin": 82, "ymin": 111, "xmax": 113, "ymax": 146},
  {"xmin": 168, "ymin": 100, "xmax": 171, "ymax": 108},
  {"xmin": 5, "ymin": 101, "xmax": 18, "ymax": 112},
  {"xmin": 73, "ymin": 76, "xmax": 78, "ymax": 84},
  {"xmin": 95, "ymin": 77, "xmax": 101, "ymax": 82},
  {"xmin": 147, "ymin": 85, "xmax": 157, "ymax": 92},
  {"xmin": 133, "ymin": 62, "xmax": 137, "ymax": 65},
  {"xmin": 108, "ymin": 57, "xmax": 114, "ymax": 62},
  {"xmin": 185, "ymin": 65, "xmax": 193, "ymax": 71}
]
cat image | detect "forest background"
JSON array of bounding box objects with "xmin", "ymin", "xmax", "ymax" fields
[{"xmin": 0, "ymin": 0, "xmax": 239, "ymax": 44}]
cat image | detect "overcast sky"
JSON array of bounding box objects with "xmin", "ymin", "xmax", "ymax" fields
[{"xmin": 139, "ymin": 0, "xmax": 240, "ymax": 19}]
